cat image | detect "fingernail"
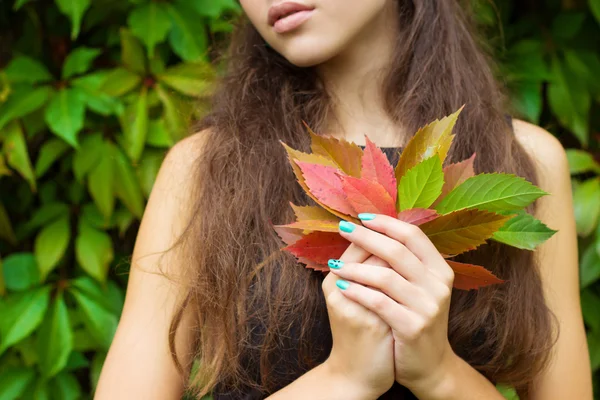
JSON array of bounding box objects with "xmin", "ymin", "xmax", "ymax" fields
[
  {"xmin": 339, "ymin": 220, "xmax": 355, "ymax": 233},
  {"xmin": 336, "ymin": 280, "xmax": 350, "ymax": 290},
  {"xmin": 358, "ymin": 213, "xmax": 376, "ymax": 221},
  {"xmin": 328, "ymin": 259, "xmax": 344, "ymax": 269}
]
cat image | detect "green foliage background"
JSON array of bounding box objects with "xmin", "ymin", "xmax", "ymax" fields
[{"xmin": 0, "ymin": 0, "xmax": 598, "ymax": 398}]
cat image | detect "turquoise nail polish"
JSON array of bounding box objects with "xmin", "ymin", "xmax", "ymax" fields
[
  {"xmin": 358, "ymin": 213, "xmax": 376, "ymax": 221},
  {"xmin": 336, "ymin": 280, "xmax": 350, "ymax": 290},
  {"xmin": 339, "ymin": 220, "xmax": 355, "ymax": 233},
  {"xmin": 328, "ymin": 259, "xmax": 344, "ymax": 269}
]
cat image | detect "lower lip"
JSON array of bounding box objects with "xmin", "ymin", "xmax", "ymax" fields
[{"xmin": 273, "ymin": 10, "xmax": 314, "ymax": 34}]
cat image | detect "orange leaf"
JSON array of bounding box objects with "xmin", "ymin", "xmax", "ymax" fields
[
  {"xmin": 275, "ymin": 219, "xmax": 340, "ymax": 233},
  {"xmin": 432, "ymin": 153, "xmax": 476, "ymax": 207},
  {"xmin": 395, "ymin": 107, "xmax": 463, "ymax": 181},
  {"xmin": 273, "ymin": 225, "xmax": 303, "ymax": 246},
  {"xmin": 283, "ymin": 231, "xmax": 351, "ymax": 265},
  {"xmin": 419, "ymin": 209, "xmax": 511, "ymax": 255},
  {"xmin": 446, "ymin": 260, "xmax": 505, "ymax": 290},
  {"xmin": 397, "ymin": 208, "xmax": 439, "ymax": 225},
  {"xmin": 340, "ymin": 175, "xmax": 396, "ymax": 217},
  {"xmin": 290, "ymin": 203, "xmax": 338, "ymax": 221},
  {"xmin": 296, "ymin": 161, "xmax": 358, "ymax": 217},
  {"xmin": 307, "ymin": 124, "xmax": 363, "ymax": 178},
  {"xmin": 361, "ymin": 135, "xmax": 397, "ymax": 203}
]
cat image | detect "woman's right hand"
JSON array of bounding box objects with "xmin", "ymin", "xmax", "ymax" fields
[{"xmin": 321, "ymin": 242, "xmax": 395, "ymax": 399}]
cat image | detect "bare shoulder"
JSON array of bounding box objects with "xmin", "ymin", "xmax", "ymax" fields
[{"xmin": 159, "ymin": 129, "xmax": 212, "ymax": 188}]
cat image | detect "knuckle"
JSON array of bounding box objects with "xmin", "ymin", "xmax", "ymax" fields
[
  {"xmin": 405, "ymin": 318, "xmax": 426, "ymax": 341},
  {"xmin": 371, "ymin": 293, "xmax": 388, "ymax": 313}
]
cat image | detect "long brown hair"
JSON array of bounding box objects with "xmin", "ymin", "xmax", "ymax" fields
[{"xmin": 169, "ymin": 0, "xmax": 556, "ymax": 398}]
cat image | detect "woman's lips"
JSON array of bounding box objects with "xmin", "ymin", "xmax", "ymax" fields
[{"xmin": 273, "ymin": 9, "xmax": 315, "ymax": 34}]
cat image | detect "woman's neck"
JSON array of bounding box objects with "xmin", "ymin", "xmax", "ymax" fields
[{"xmin": 315, "ymin": 1, "xmax": 407, "ymax": 148}]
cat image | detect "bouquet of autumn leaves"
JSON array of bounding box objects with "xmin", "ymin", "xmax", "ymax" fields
[{"xmin": 272, "ymin": 108, "xmax": 557, "ymax": 290}]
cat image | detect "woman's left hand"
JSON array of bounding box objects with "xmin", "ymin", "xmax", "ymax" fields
[{"xmin": 327, "ymin": 213, "xmax": 459, "ymax": 393}]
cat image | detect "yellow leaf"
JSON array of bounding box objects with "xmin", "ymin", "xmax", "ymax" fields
[
  {"xmin": 306, "ymin": 124, "xmax": 363, "ymax": 178},
  {"xmin": 290, "ymin": 203, "xmax": 338, "ymax": 221}
]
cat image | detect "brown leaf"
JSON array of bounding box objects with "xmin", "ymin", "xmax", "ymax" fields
[
  {"xmin": 340, "ymin": 174, "xmax": 396, "ymax": 217},
  {"xmin": 273, "ymin": 225, "xmax": 304, "ymax": 246},
  {"xmin": 432, "ymin": 153, "xmax": 476, "ymax": 207},
  {"xmin": 283, "ymin": 231, "xmax": 351, "ymax": 265},
  {"xmin": 397, "ymin": 208, "xmax": 439, "ymax": 225},
  {"xmin": 307, "ymin": 124, "xmax": 363, "ymax": 178},
  {"xmin": 446, "ymin": 260, "xmax": 505, "ymax": 290},
  {"xmin": 361, "ymin": 135, "xmax": 397, "ymax": 203}
]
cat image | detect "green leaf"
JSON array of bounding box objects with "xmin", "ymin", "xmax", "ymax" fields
[
  {"xmin": 37, "ymin": 292, "xmax": 73, "ymax": 379},
  {"xmin": 496, "ymin": 384, "xmax": 519, "ymax": 400},
  {"xmin": 113, "ymin": 208, "xmax": 134, "ymax": 237},
  {"xmin": 111, "ymin": 144, "xmax": 145, "ymax": 218},
  {"xmin": 3, "ymin": 56, "xmax": 53, "ymax": 84},
  {"xmin": 434, "ymin": 173, "xmax": 547, "ymax": 215},
  {"xmin": 44, "ymin": 88, "xmax": 86, "ymax": 147},
  {"xmin": 72, "ymin": 133, "xmax": 103, "ymax": 182},
  {"xmin": 581, "ymin": 289, "xmax": 600, "ymax": 332},
  {"xmin": 588, "ymin": 330, "xmax": 600, "ymax": 371},
  {"xmin": 581, "ymin": 245, "xmax": 600, "ymax": 289},
  {"xmin": 69, "ymin": 287, "xmax": 118, "ymax": 350},
  {"xmin": 147, "ymin": 118, "xmax": 173, "ymax": 147},
  {"xmin": 127, "ymin": 3, "xmax": 172, "ymax": 58},
  {"xmin": 75, "ymin": 221, "xmax": 114, "ymax": 283},
  {"xmin": 192, "ymin": 0, "xmax": 240, "ymax": 17},
  {"xmin": 0, "ymin": 202, "xmax": 17, "ymax": 245},
  {"xmin": 20, "ymin": 202, "xmax": 70, "ymax": 237},
  {"xmin": 62, "ymin": 47, "xmax": 101, "ymax": 79},
  {"xmin": 71, "ymin": 276, "xmax": 123, "ymax": 316},
  {"xmin": 49, "ymin": 372, "xmax": 81, "ymax": 400},
  {"xmin": 510, "ymin": 81, "xmax": 542, "ymax": 123},
  {"xmin": 138, "ymin": 149, "xmax": 165, "ymax": 197},
  {"xmin": 2, "ymin": 121, "xmax": 36, "ymax": 191},
  {"xmin": 119, "ymin": 29, "xmax": 146, "ymax": 75},
  {"xmin": 121, "ymin": 87, "xmax": 148, "ymax": 162},
  {"xmin": 90, "ymin": 352, "xmax": 106, "ymax": 392},
  {"xmin": 491, "ymin": 213, "xmax": 557, "ymax": 250},
  {"xmin": 157, "ymin": 62, "xmax": 215, "ymax": 97},
  {"xmin": 0, "ymin": 286, "xmax": 51, "ymax": 355},
  {"xmin": 566, "ymin": 149, "xmax": 600, "ymax": 175},
  {"xmin": 573, "ymin": 178, "xmax": 600, "ymax": 237},
  {"xmin": 87, "ymin": 141, "xmax": 114, "ymax": 219},
  {"xmin": 35, "ymin": 138, "xmax": 70, "ymax": 178},
  {"xmin": 166, "ymin": 2, "xmax": 209, "ymax": 62},
  {"xmin": 34, "ymin": 216, "xmax": 71, "ymax": 280},
  {"xmin": 13, "ymin": 0, "xmax": 35, "ymax": 10},
  {"xmin": 551, "ymin": 12, "xmax": 585, "ymax": 39},
  {"xmin": 589, "ymin": 0, "xmax": 600, "ymax": 26},
  {"xmin": 0, "ymin": 86, "xmax": 52, "ymax": 131},
  {"xmin": 0, "ymin": 367, "xmax": 35, "ymax": 400},
  {"xmin": 398, "ymin": 155, "xmax": 444, "ymax": 211},
  {"xmin": 20, "ymin": 379, "xmax": 50, "ymax": 400},
  {"xmin": 155, "ymin": 83, "xmax": 191, "ymax": 141},
  {"xmin": 54, "ymin": 0, "xmax": 91, "ymax": 39},
  {"xmin": 100, "ymin": 68, "xmax": 142, "ymax": 98},
  {"xmin": 2, "ymin": 252, "xmax": 40, "ymax": 291},
  {"xmin": 72, "ymin": 73, "xmax": 125, "ymax": 116}
]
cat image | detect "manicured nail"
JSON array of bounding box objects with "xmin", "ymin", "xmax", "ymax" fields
[
  {"xmin": 358, "ymin": 213, "xmax": 376, "ymax": 221},
  {"xmin": 339, "ymin": 220, "xmax": 355, "ymax": 233},
  {"xmin": 336, "ymin": 280, "xmax": 350, "ymax": 290},
  {"xmin": 328, "ymin": 259, "xmax": 344, "ymax": 269}
]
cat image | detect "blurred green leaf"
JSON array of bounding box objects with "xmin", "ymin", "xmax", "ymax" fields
[
  {"xmin": 510, "ymin": 81, "xmax": 542, "ymax": 123},
  {"xmin": 87, "ymin": 141, "xmax": 115, "ymax": 219},
  {"xmin": 44, "ymin": 88, "xmax": 86, "ymax": 148},
  {"xmin": 147, "ymin": 118, "xmax": 173, "ymax": 147},
  {"xmin": 193, "ymin": 0, "xmax": 240, "ymax": 18},
  {"xmin": 49, "ymin": 372, "xmax": 82, "ymax": 400},
  {"xmin": 156, "ymin": 83, "xmax": 191, "ymax": 141},
  {"xmin": 128, "ymin": 3, "xmax": 172, "ymax": 58},
  {"xmin": 13, "ymin": 0, "xmax": 35, "ymax": 10},
  {"xmin": 573, "ymin": 178, "xmax": 600, "ymax": 237},
  {"xmin": 581, "ymin": 245, "xmax": 600, "ymax": 289},
  {"xmin": 55, "ymin": 0, "xmax": 91, "ymax": 39},
  {"xmin": 72, "ymin": 133, "xmax": 103, "ymax": 182},
  {"xmin": 588, "ymin": 330, "xmax": 600, "ymax": 371},
  {"xmin": 119, "ymin": 29, "xmax": 146, "ymax": 75},
  {"xmin": 566, "ymin": 149, "xmax": 600, "ymax": 175},
  {"xmin": 73, "ymin": 73, "xmax": 125, "ymax": 116},
  {"xmin": 100, "ymin": 68, "xmax": 142, "ymax": 98},
  {"xmin": 551, "ymin": 12, "xmax": 586, "ymax": 39},
  {"xmin": 496, "ymin": 384, "xmax": 519, "ymax": 400},
  {"xmin": 20, "ymin": 202, "xmax": 69, "ymax": 237},
  {"xmin": 138, "ymin": 149, "xmax": 165, "ymax": 197},
  {"xmin": 20, "ymin": 379, "xmax": 50, "ymax": 400},
  {"xmin": 157, "ymin": 62, "xmax": 215, "ymax": 97},
  {"xmin": 37, "ymin": 292, "xmax": 73, "ymax": 378},
  {"xmin": 69, "ymin": 287, "xmax": 118, "ymax": 350},
  {"xmin": 62, "ymin": 47, "xmax": 102, "ymax": 79},
  {"xmin": 34, "ymin": 216, "xmax": 71, "ymax": 280},
  {"xmin": 3, "ymin": 56, "xmax": 53, "ymax": 84},
  {"xmin": 0, "ymin": 86, "xmax": 52, "ymax": 131},
  {"xmin": 111, "ymin": 144, "xmax": 145, "ymax": 218},
  {"xmin": 166, "ymin": 2, "xmax": 209, "ymax": 62},
  {"xmin": 2, "ymin": 253, "xmax": 40, "ymax": 291},
  {"xmin": 75, "ymin": 221, "xmax": 114, "ymax": 283},
  {"xmin": 590, "ymin": 0, "xmax": 600, "ymax": 26},
  {"xmin": 121, "ymin": 87, "xmax": 148, "ymax": 162},
  {"xmin": 0, "ymin": 286, "xmax": 51, "ymax": 355},
  {"xmin": 0, "ymin": 202, "xmax": 17, "ymax": 245},
  {"xmin": 0, "ymin": 367, "xmax": 35, "ymax": 400},
  {"xmin": 35, "ymin": 138, "xmax": 70, "ymax": 178},
  {"xmin": 90, "ymin": 352, "xmax": 106, "ymax": 392},
  {"xmin": 71, "ymin": 276, "xmax": 122, "ymax": 316},
  {"xmin": 2, "ymin": 121, "xmax": 36, "ymax": 191},
  {"xmin": 581, "ymin": 289, "xmax": 600, "ymax": 331}
]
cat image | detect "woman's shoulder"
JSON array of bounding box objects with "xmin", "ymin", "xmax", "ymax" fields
[
  {"xmin": 162, "ymin": 128, "xmax": 212, "ymax": 179},
  {"xmin": 510, "ymin": 119, "xmax": 568, "ymax": 176}
]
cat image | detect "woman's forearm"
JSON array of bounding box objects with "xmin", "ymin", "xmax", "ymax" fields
[
  {"xmin": 266, "ymin": 362, "xmax": 381, "ymax": 400},
  {"xmin": 407, "ymin": 354, "xmax": 505, "ymax": 400}
]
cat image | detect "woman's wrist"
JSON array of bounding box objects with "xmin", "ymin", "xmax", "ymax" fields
[
  {"xmin": 402, "ymin": 350, "xmax": 460, "ymax": 400},
  {"xmin": 320, "ymin": 360, "xmax": 385, "ymax": 400}
]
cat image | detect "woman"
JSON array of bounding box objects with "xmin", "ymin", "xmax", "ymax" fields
[{"xmin": 96, "ymin": 0, "xmax": 592, "ymax": 399}]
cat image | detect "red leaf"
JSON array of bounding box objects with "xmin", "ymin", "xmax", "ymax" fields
[
  {"xmin": 361, "ymin": 135, "xmax": 397, "ymax": 203},
  {"xmin": 283, "ymin": 231, "xmax": 351, "ymax": 265},
  {"xmin": 433, "ymin": 153, "xmax": 476, "ymax": 207},
  {"xmin": 273, "ymin": 225, "xmax": 303, "ymax": 246},
  {"xmin": 296, "ymin": 161, "xmax": 357, "ymax": 217},
  {"xmin": 397, "ymin": 208, "xmax": 439, "ymax": 225},
  {"xmin": 446, "ymin": 260, "xmax": 505, "ymax": 290},
  {"xmin": 339, "ymin": 175, "xmax": 397, "ymax": 217},
  {"xmin": 298, "ymin": 257, "xmax": 329, "ymax": 272}
]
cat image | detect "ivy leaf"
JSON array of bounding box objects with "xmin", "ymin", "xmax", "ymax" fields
[
  {"xmin": 361, "ymin": 135, "xmax": 397, "ymax": 201},
  {"xmin": 155, "ymin": 83, "xmax": 193, "ymax": 141},
  {"xmin": 308, "ymin": 125, "xmax": 363, "ymax": 178},
  {"xmin": 34, "ymin": 215, "xmax": 71, "ymax": 280},
  {"xmin": 3, "ymin": 56, "xmax": 53, "ymax": 84},
  {"xmin": 55, "ymin": 0, "xmax": 91, "ymax": 39},
  {"xmin": 2, "ymin": 252, "xmax": 40, "ymax": 291},
  {"xmin": 0, "ymin": 86, "xmax": 52, "ymax": 131},
  {"xmin": 49, "ymin": 372, "xmax": 81, "ymax": 400},
  {"xmin": 69, "ymin": 287, "xmax": 118, "ymax": 350},
  {"xmin": 2, "ymin": 121, "xmax": 36, "ymax": 191},
  {"xmin": 0, "ymin": 368, "xmax": 35, "ymax": 399},
  {"xmin": 566, "ymin": 149, "xmax": 600, "ymax": 175},
  {"xmin": 166, "ymin": 2, "xmax": 209, "ymax": 62},
  {"xmin": 35, "ymin": 138, "xmax": 70, "ymax": 178},
  {"xmin": 398, "ymin": 154, "xmax": 444, "ymax": 211},
  {"xmin": 44, "ymin": 88, "xmax": 86, "ymax": 148},
  {"xmin": 492, "ymin": 213, "xmax": 557, "ymax": 250},
  {"xmin": 0, "ymin": 286, "xmax": 51, "ymax": 355},
  {"xmin": 446, "ymin": 261, "xmax": 504, "ymax": 290},
  {"xmin": 62, "ymin": 47, "xmax": 102, "ymax": 79},
  {"xmin": 581, "ymin": 245, "xmax": 600, "ymax": 289},
  {"xmin": 146, "ymin": 119, "xmax": 173, "ymax": 147},
  {"xmin": 127, "ymin": 3, "xmax": 172, "ymax": 58},
  {"xmin": 111, "ymin": 144, "xmax": 145, "ymax": 219},
  {"xmin": 397, "ymin": 208, "xmax": 439, "ymax": 225},
  {"xmin": 573, "ymin": 178, "xmax": 600, "ymax": 237},
  {"xmin": 72, "ymin": 133, "xmax": 103, "ymax": 182},
  {"xmin": 75, "ymin": 221, "xmax": 114, "ymax": 283},
  {"xmin": 37, "ymin": 292, "xmax": 73, "ymax": 378},
  {"xmin": 434, "ymin": 173, "xmax": 547, "ymax": 214},
  {"xmin": 71, "ymin": 276, "xmax": 124, "ymax": 316},
  {"xmin": 120, "ymin": 87, "xmax": 148, "ymax": 162},
  {"xmin": 511, "ymin": 81, "xmax": 542, "ymax": 123},
  {"xmin": 72, "ymin": 72, "xmax": 125, "ymax": 116},
  {"xmin": 19, "ymin": 202, "xmax": 70, "ymax": 237},
  {"xmin": 0, "ymin": 201, "xmax": 17, "ymax": 245},
  {"xmin": 137, "ymin": 149, "xmax": 164, "ymax": 197},
  {"xmin": 581, "ymin": 289, "xmax": 600, "ymax": 332},
  {"xmin": 419, "ymin": 209, "xmax": 511, "ymax": 255},
  {"xmin": 157, "ymin": 62, "xmax": 215, "ymax": 98},
  {"xmin": 119, "ymin": 29, "xmax": 146, "ymax": 75},
  {"xmin": 87, "ymin": 140, "xmax": 114, "ymax": 219},
  {"xmin": 282, "ymin": 231, "xmax": 351, "ymax": 267},
  {"xmin": 434, "ymin": 154, "xmax": 476, "ymax": 207},
  {"xmin": 100, "ymin": 68, "xmax": 142, "ymax": 99},
  {"xmin": 192, "ymin": 0, "xmax": 240, "ymax": 17},
  {"xmin": 340, "ymin": 174, "xmax": 397, "ymax": 217}
]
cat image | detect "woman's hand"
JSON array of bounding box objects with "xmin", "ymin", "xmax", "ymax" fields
[
  {"xmin": 321, "ymin": 241, "xmax": 396, "ymax": 399},
  {"xmin": 327, "ymin": 213, "xmax": 458, "ymax": 394}
]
